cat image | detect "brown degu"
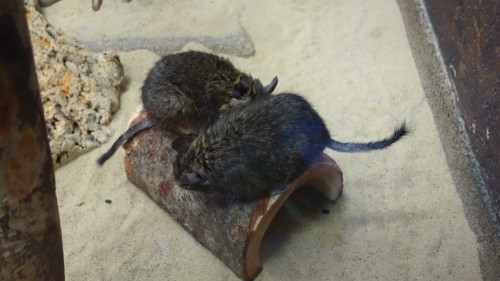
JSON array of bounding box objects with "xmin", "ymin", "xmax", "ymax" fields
[
  {"xmin": 173, "ymin": 93, "xmax": 408, "ymax": 199},
  {"xmin": 98, "ymin": 51, "xmax": 278, "ymax": 165}
]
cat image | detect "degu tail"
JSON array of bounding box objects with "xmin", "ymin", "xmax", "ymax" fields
[{"xmin": 327, "ymin": 123, "xmax": 408, "ymax": 152}]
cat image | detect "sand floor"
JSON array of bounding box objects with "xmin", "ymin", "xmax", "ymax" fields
[{"xmin": 45, "ymin": 0, "xmax": 482, "ymax": 280}]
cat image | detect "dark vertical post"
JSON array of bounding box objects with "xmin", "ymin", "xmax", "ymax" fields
[
  {"xmin": 0, "ymin": 1, "xmax": 65, "ymax": 280},
  {"xmin": 397, "ymin": 0, "xmax": 499, "ymax": 279},
  {"xmin": 423, "ymin": 0, "xmax": 499, "ymax": 230}
]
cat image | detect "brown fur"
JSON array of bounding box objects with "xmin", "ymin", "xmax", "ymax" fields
[
  {"xmin": 141, "ymin": 51, "xmax": 274, "ymax": 134},
  {"xmin": 97, "ymin": 51, "xmax": 277, "ymax": 165}
]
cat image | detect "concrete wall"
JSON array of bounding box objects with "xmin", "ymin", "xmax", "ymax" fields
[
  {"xmin": 397, "ymin": 0, "xmax": 499, "ymax": 280},
  {"xmin": 425, "ymin": 0, "xmax": 499, "ymax": 233}
]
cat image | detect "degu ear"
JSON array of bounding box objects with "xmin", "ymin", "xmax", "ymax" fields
[
  {"xmin": 172, "ymin": 135, "xmax": 195, "ymax": 154},
  {"xmin": 177, "ymin": 171, "xmax": 205, "ymax": 186},
  {"xmin": 233, "ymin": 75, "xmax": 253, "ymax": 100},
  {"xmin": 264, "ymin": 76, "xmax": 278, "ymax": 94}
]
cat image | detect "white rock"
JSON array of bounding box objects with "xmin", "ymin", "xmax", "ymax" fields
[
  {"xmin": 41, "ymin": 0, "xmax": 255, "ymax": 57},
  {"xmin": 25, "ymin": 0, "xmax": 124, "ymax": 167}
]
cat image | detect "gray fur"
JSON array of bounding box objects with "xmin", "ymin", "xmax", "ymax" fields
[{"xmin": 174, "ymin": 93, "xmax": 408, "ymax": 199}]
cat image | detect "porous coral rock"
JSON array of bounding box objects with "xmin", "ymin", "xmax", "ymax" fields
[{"xmin": 25, "ymin": 0, "xmax": 124, "ymax": 167}]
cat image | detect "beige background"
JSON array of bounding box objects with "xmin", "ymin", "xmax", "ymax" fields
[{"xmin": 46, "ymin": 0, "xmax": 481, "ymax": 280}]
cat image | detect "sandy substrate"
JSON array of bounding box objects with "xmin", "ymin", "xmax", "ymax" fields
[{"xmin": 48, "ymin": 0, "xmax": 482, "ymax": 280}]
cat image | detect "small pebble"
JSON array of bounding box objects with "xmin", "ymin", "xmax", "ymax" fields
[
  {"xmin": 92, "ymin": 0, "xmax": 102, "ymax": 11},
  {"xmin": 105, "ymin": 199, "xmax": 112, "ymax": 204},
  {"xmin": 76, "ymin": 202, "xmax": 85, "ymax": 206},
  {"xmin": 321, "ymin": 209, "xmax": 330, "ymax": 214}
]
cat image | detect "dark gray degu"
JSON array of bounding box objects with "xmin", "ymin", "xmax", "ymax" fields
[
  {"xmin": 174, "ymin": 93, "xmax": 408, "ymax": 199},
  {"xmin": 97, "ymin": 51, "xmax": 278, "ymax": 165}
]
